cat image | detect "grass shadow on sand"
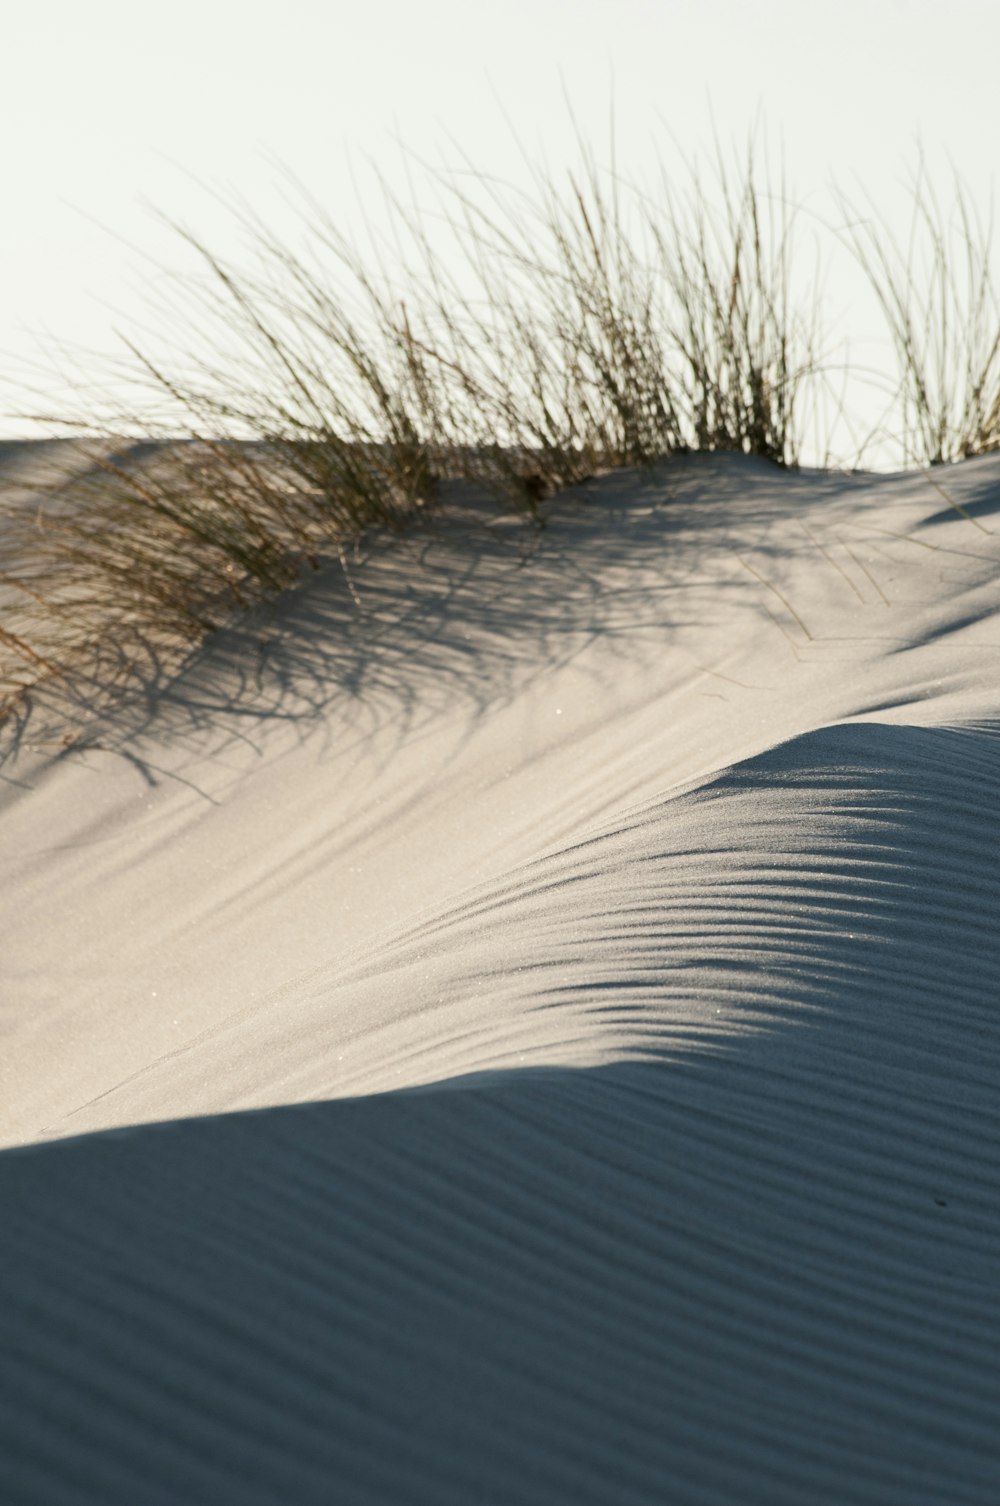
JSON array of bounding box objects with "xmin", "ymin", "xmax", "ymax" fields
[{"xmin": 2, "ymin": 452, "xmax": 872, "ymax": 779}]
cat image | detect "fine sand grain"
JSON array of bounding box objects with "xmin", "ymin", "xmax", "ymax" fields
[{"xmin": 2, "ymin": 452, "xmax": 1000, "ymax": 1503}]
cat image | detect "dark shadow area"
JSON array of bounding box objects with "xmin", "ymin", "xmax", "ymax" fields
[
  {"xmin": 922, "ymin": 463, "xmax": 1000, "ymax": 527},
  {"xmin": 2, "ymin": 1034, "xmax": 998, "ymax": 1505}
]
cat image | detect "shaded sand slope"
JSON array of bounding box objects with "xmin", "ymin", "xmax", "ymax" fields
[{"xmin": 2, "ymin": 454, "xmax": 1000, "ymax": 1502}]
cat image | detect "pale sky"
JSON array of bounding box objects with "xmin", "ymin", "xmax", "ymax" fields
[{"xmin": 3, "ymin": 0, "xmax": 998, "ymax": 459}]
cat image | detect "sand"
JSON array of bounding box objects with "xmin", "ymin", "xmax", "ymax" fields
[{"xmin": 2, "ymin": 451, "xmax": 1000, "ymax": 1502}]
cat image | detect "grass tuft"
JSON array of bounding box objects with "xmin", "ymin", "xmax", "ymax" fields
[{"xmin": 841, "ymin": 158, "xmax": 1000, "ymax": 466}]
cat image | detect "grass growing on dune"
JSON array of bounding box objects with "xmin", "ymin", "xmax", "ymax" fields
[
  {"xmin": 648, "ymin": 143, "xmax": 823, "ymax": 466},
  {"xmin": 0, "ymin": 141, "xmax": 825, "ymax": 718},
  {"xmin": 4, "ymin": 140, "xmax": 999, "ymax": 724},
  {"xmin": 841, "ymin": 162, "xmax": 1000, "ymax": 466},
  {"xmin": 0, "ymin": 440, "xmax": 326, "ymax": 695}
]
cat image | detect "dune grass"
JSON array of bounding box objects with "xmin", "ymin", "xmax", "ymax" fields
[
  {"xmin": 647, "ymin": 144, "xmax": 823, "ymax": 465},
  {"xmin": 1, "ymin": 141, "xmax": 826, "ymax": 720},
  {"xmin": 841, "ymin": 161, "xmax": 1000, "ymax": 466},
  {"xmin": 2, "ymin": 140, "xmax": 997, "ymax": 725}
]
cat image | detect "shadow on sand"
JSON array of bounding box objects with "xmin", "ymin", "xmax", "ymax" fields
[
  {"xmin": 2, "ymin": 1024, "xmax": 999, "ymax": 1505},
  {"xmin": 2, "ymin": 452, "xmax": 863, "ymax": 778}
]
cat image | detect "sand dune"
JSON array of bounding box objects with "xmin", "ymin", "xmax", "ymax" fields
[{"xmin": 2, "ymin": 453, "xmax": 1000, "ymax": 1502}]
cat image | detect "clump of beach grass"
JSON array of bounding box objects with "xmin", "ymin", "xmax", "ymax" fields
[
  {"xmin": 841, "ymin": 159, "xmax": 1000, "ymax": 466},
  {"xmin": 649, "ymin": 141, "xmax": 824, "ymax": 466},
  {"xmin": 1, "ymin": 137, "xmax": 829, "ymax": 721},
  {"xmin": 0, "ymin": 438, "xmax": 320, "ymax": 710}
]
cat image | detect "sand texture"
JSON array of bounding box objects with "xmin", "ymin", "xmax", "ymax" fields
[{"xmin": 2, "ymin": 452, "xmax": 1000, "ymax": 1503}]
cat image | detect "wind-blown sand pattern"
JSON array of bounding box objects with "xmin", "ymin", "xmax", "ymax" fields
[{"xmin": 2, "ymin": 452, "xmax": 1000, "ymax": 1503}]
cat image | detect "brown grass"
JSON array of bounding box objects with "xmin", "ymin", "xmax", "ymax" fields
[{"xmin": 0, "ymin": 138, "xmax": 835, "ymax": 719}]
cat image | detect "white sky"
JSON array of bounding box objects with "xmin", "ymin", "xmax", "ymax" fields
[{"xmin": 3, "ymin": 0, "xmax": 998, "ymax": 459}]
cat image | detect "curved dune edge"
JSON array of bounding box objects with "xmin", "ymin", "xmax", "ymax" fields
[
  {"xmin": 3, "ymin": 453, "xmax": 1000, "ymax": 1502},
  {"xmin": 43, "ymin": 716, "xmax": 1000, "ymax": 1132}
]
